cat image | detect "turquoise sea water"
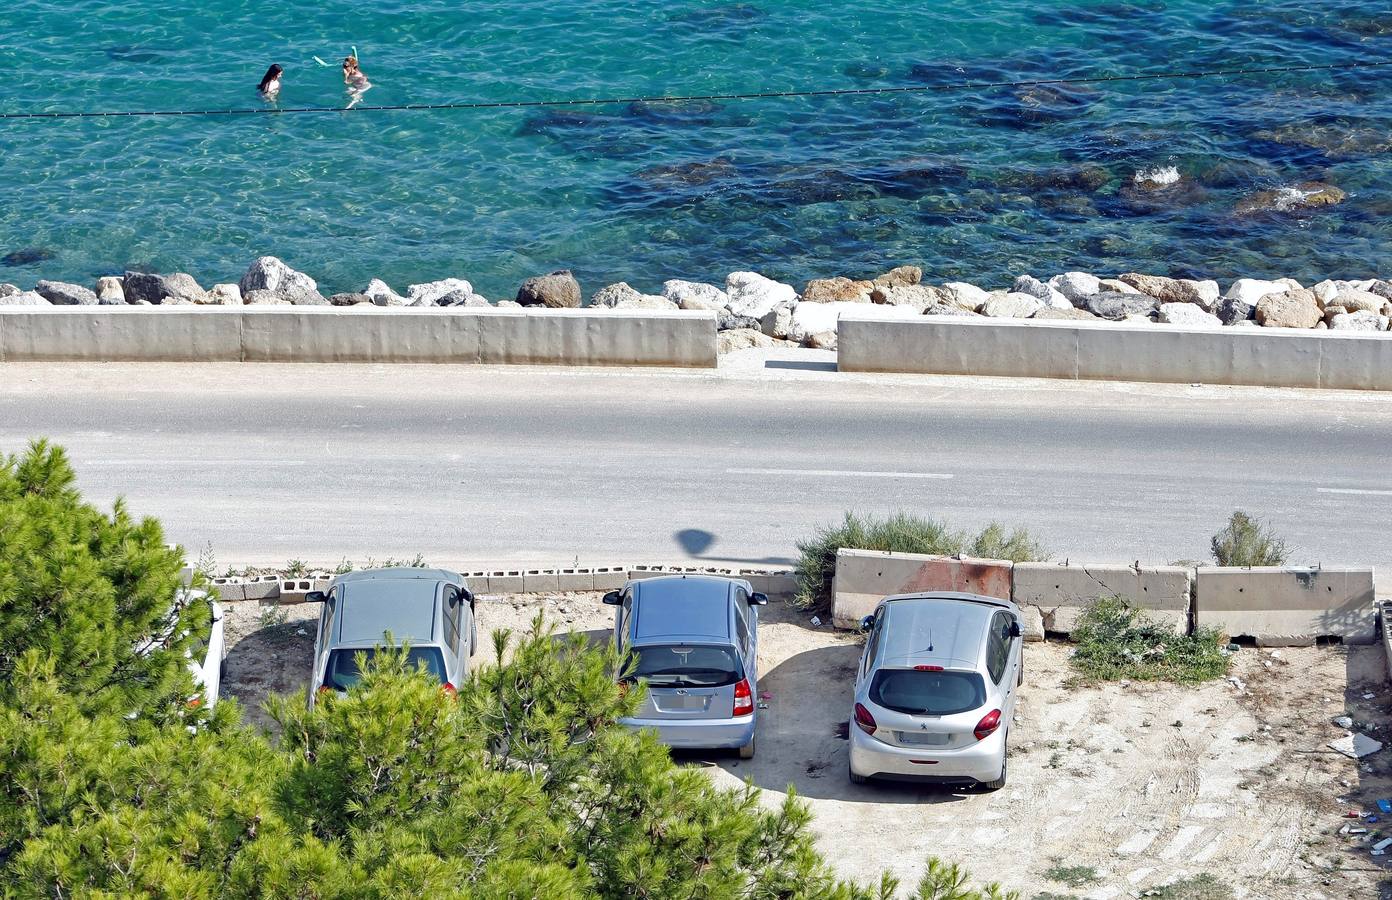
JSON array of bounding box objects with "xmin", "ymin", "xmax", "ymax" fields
[{"xmin": 2, "ymin": 1, "xmax": 1391, "ymax": 298}]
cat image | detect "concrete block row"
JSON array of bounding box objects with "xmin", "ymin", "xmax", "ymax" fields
[
  {"xmin": 837, "ymin": 315, "xmax": 1392, "ymax": 391},
  {"xmin": 0, "ymin": 306, "xmax": 718, "ymax": 368},
  {"xmin": 830, "ymin": 549, "xmax": 1378, "ymax": 645},
  {"xmin": 209, "ymin": 574, "xmax": 283, "ymax": 602},
  {"xmin": 831, "ymin": 549, "xmax": 1012, "ymax": 629},
  {"xmin": 1194, "ymin": 567, "xmax": 1376, "ymax": 646}
]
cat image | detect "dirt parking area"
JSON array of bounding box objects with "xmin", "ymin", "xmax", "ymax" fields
[{"xmin": 222, "ymin": 594, "xmax": 1392, "ymax": 899}]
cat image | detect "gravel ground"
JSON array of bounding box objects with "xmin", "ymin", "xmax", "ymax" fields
[{"xmin": 220, "ymin": 593, "xmax": 1392, "ymax": 899}]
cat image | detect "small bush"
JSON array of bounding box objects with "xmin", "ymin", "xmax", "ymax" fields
[
  {"xmin": 1043, "ymin": 862, "xmax": 1098, "ymax": 888},
  {"xmin": 1211, "ymin": 511, "xmax": 1289, "ymax": 567},
  {"xmin": 793, "ymin": 512, "xmax": 1046, "ymax": 616},
  {"xmin": 1070, "ymin": 597, "xmax": 1229, "ymax": 683}
]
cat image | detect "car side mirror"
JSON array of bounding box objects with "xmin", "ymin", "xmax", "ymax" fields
[
  {"xmin": 461, "ymin": 588, "xmax": 475, "ymax": 609},
  {"xmin": 749, "ymin": 591, "xmax": 769, "ymax": 606},
  {"xmin": 859, "ymin": 614, "xmax": 875, "ymax": 633},
  {"xmin": 305, "ymin": 591, "xmax": 327, "ymax": 604},
  {"xmin": 602, "ymin": 591, "xmax": 622, "ymax": 606},
  {"xmin": 1008, "ymin": 621, "xmax": 1022, "ymax": 639}
]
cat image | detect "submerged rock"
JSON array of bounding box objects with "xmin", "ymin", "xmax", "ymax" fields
[
  {"xmin": 1235, "ymin": 182, "xmax": 1346, "ymax": 215},
  {"xmin": 1132, "ymin": 165, "xmax": 1182, "ymax": 191},
  {"xmin": 636, "ymin": 158, "xmax": 737, "ymax": 187},
  {"xmin": 517, "ymin": 270, "xmax": 581, "ymax": 308},
  {"xmin": 1, "ymin": 248, "xmax": 55, "ymax": 267},
  {"xmin": 34, "ymin": 280, "xmax": 97, "ymax": 305},
  {"xmin": 239, "ymin": 257, "xmax": 322, "ymax": 305},
  {"xmin": 1256, "ymin": 289, "xmax": 1321, "ymax": 328}
]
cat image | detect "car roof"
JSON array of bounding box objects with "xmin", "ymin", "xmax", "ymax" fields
[
  {"xmin": 337, "ymin": 577, "xmax": 439, "ymax": 645},
  {"xmin": 874, "ymin": 595, "xmax": 1010, "ymax": 669},
  {"xmin": 332, "ymin": 566, "xmax": 463, "ymax": 586},
  {"xmin": 631, "ymin": 576, "xmax": 737, "ymax": 643}
]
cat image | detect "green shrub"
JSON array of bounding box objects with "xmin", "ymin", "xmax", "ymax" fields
[
  {"xmin": 1070, "ymin": 596, "xmax": 1229, "ymax": 683},
  {"xmin": 1210, "ymin": 511, "xmax": 1289, "ymax": 567},
  {"xmin": 794, "ymin": 512, "xmax": 1046, "ymax": 616}
]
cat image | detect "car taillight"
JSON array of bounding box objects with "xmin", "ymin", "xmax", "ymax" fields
[
  {"xmin": 973, "ymin": 709, "xmax": 1002, "ymax": 742},
  {"xmin": 853, "ymin": 702, "xmax": 877, "ymax": 735},
  {"xmin": 914, "ymin": 665, "xmax": 944, "ymax": 671},
  {"xmin": 733, "ymin": 678, "xmax": 753, "ymax": 715},
  {"xmin": 441, "ymin": 682, "xmax": 457, "ymax": 697}
]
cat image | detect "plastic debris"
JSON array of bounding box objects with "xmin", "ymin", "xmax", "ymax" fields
[
  {"xmin": 1377, "ymin": 837, "xmax": 1392, "ymax": 852},
  {"xmin": 809, "ymin": 616, "xmax": 822, "ymax": 626},
  {"xmin": 1378, "ymin": 799, "xmax": 1392, "ymax": 815},
  {"xmin": 1334, "ymin": 715, "xmax": 1355, "ymax": 729},
  {"xmin": 1365, "ymin": 693, "xmax": 1377, "ymax": 700},
  {"xmin": 1226, "ymin": 643, "xmax": 1241, "ymax": 652},
  {"xmin": 756, "ymin": 702, "xmax": 769, "ymax": 710},
  {"xmin": 1329, "ymin": 733, "xmax": 1384, "ymax": 759}
]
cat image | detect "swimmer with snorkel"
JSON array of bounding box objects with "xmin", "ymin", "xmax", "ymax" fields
[{"xmin": 342, "ymin": 54, "xmax": 371, "ymax": 108}]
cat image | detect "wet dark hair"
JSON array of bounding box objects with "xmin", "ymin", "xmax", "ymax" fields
[{"xmin": 258, "ymin": 64, "xmax": 283, "ymax": 92}]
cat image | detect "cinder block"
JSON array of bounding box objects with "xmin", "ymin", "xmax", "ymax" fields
[
  {"xmin": 243, "ymin": 574, "xmax": 282, "ymax": 601},
  {"xmin": 279, "ymin": 577, "xmax": 329, "ymax": 603},
  {"xmin": 556, "ymin": 568, "xmax": 594, "ymax": 592},
  {"xmin": 591, "ymin": 566, "xmax": 629, "ymax": 591},
  {"xmin": 1194, "ymin": 567, "xmax": 1376, "ymax": 646},
  {"xmin": 487, "ymin": 571, "xmax": 525, "ymax": 594},
  {"xmin": 521, "ymin": 569, "xmax": 561, "ymax": 593},
  {"xmin": 832, "ymin": 549, "xmax": 1014, "ymax": 630},
  {"xmin": 1012, "ymin": 561, "xmax": 1191, "ymax": 635}
]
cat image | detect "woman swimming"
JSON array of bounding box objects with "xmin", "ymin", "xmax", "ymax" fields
[
  {"xmin": 258, "ymin": 64, "xmax": 283, "ymax": 99},
  {"xmin": 342, "ymin": 55, "xmax": 371, "ymax": 107}
]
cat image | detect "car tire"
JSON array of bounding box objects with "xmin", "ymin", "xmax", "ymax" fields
[
  {"xmin": 979, "ymin": 741, "xmax": 1008, "ymax": 792},
  {"xmin": 738, "ymin": 736, "xmax": 756, "ymax": 760},
  {"xmin": 848, "ymin": 761, "xmax": 868, "ymax": 785}
]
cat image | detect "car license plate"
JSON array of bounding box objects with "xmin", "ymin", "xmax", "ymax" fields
[
  {"xmin": 659, "ymin": 694, "xmax": 708, "ymax": 711},
  {"xmin": 896, "ymin": 730, "xmax": 950, "ymax": 746}
]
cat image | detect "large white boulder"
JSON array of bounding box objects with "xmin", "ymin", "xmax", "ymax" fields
[
  {"xmin": 788, "ymin": 301, "xmax": 918, "ymax": 343},
  {"xmin": 239, "ymin": 257, "xmax": 322, "ymax": 304},
  {"xmin": 407, "ymin": 278, "xmax": 478, "ymax": 306},
  {"xmin": 663, "ymin": 279, "xmax": 729, "ymax": 311},
  {"xmin": 1225, "ymin": 278, "xmax": 1288, "ymax": 305},
  {"xmin": 941, "ymin": 281, "xmax": 991, "ymax": 310},
  {"xmin": 1157, "ymin": 302, "xmax": 1222, "ymax": 327},
  {"xmin": 208, "ymin": 284, "xmax": 243, "ymax": 305},
  {"xmin": 363, "ymin": 278, "xmax": 405, "ymax": 306},
  {"xmin": 1047, "ymin": 271, "xmax": 1101, "ymax": 303},
  {"xmin": 1329, "ymin": 310, "xmax": 1390, "ymax": 332},
  {"xmin": 726, "ymin": 271, "xmax": 796, "ymax": 319},
  {"xmin": 981, "ymin": 292, "xmax": 1044, "ymax": 318},
  {"xmin": 1012, "ymin": 275, "xmax": 1071, "ymax": 310},
  {"xmin": 0, "ymin": 290, "xmax": 48, "ymax": 306}
]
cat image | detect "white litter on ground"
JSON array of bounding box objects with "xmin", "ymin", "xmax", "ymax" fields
[{"xmin": 1329, "ymin": 733, "xmax": 1383, "ymax": 759}]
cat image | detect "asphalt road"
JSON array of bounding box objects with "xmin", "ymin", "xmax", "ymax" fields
[{"xmin": 2, "ymin": 353, "xmax": 1390, "ymax": 573}]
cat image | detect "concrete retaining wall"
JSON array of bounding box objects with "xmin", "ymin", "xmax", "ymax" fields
[
  {"xmin": 831, "ymin": 549, "xmax": 1013, "ymax": 629},
  {"xmin": 838, "ymin": 315, "xmax": 1392, "ymax": 390},
  {"xmin": 1012, "ymin": 562, "xmax": 1191, "ymax": 637},
  {"xmin": 0, "ymin": 306, "xmax": 717, "ymax": 368},
  {"xmin": 1194, "ymin": 567, "xmax": 1377, "ymax": 645}
]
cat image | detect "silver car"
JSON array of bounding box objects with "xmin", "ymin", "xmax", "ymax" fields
[
  {"xmin": 848, "ymin": 592, "xmax": 1023, "ymax": 790},
  {"xmin": 605, "ymin": 575, "xmax": 767, "ymax": 758},
  {"xmin": 306, "ymin": 567, "xmax": 475, "ymax": 707}
]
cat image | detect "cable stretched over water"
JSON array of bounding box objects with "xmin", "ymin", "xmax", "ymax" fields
[{"xmin": 1, "ymin": 58, "xmax": 1389, "ymax": 120}]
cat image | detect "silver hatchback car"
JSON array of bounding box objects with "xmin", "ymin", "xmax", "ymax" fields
[
  {"xmin": 605, "ymin": 575, "xmax": 767, "ymax": 758},
  {"xmin": 306, "ymin": 567, "xmax": 475, "ymax": 707},
  {"xmin": 849, "ymin": 592, "xmax": 1023, "ymax": 790}
]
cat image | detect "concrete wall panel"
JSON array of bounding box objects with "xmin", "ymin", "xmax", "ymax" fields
[
  {"xmin": 0, "ymin": 307, "xmax": 242, "ymax": 361},
  {"xmin": 838, "ymin": 315, "xmax": 1078, "ymax": 379},
  {"xmin": 1012, "ymin": 561, "xmax": 1190, "ymax": 635},
  {"xmin": 1194, "ymin": 566, "xmax": 1376, "ymax": 645},
  {"xmin": 832, "ymin": 548, "xmax": 1013, "ymax": 629}
]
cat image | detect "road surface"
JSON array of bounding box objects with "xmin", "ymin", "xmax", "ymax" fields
[{"xmin": 1, "ymin": 351, "xmax": 1389, "ymax": 572}]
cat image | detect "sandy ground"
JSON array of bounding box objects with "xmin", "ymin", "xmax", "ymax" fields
[{"xmin": 221, "ymin": 593, "xmax": 1392, "ymax": 899}]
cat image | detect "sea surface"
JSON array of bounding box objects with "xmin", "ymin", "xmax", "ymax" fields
[{"xmin": 2, "ymin": 1, "xmax": 1391, "ymax": 298}]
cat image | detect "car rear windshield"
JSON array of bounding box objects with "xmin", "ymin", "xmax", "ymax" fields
[
  {"xmin": 325, "ymin": 647, "xmax": 446, "ymax": 691},
  {"xmin": 869, "ymin": 669, "xmax": 986, "ymax": 716},
  {"xmin": 626, "ymin": 644, "xmax": 742, "ymax": 688}
]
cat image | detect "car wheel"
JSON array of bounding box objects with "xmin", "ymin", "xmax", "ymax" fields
[
  {"xmin": 979, "ymin": 741, "xmax": 1008, "ymax": 792},
  {"xmin": 848, "ymin": 761, "xmax": 868, "ymax": 785},
  {"xmin": 738, "ymin": 736, "xmax": 756, "ymax": 760}
]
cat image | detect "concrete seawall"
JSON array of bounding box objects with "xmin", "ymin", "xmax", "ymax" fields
[
  {"xmin": 0, "ymin": 306, "xmax": 718, "ymax": 368},
  {"xmin": 838, "ymin": 315, "xmax": 1392, "ymax": 390}
]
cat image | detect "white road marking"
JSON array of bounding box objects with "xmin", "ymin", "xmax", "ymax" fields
[
  {"xmin": 83, "ymin": 459, "xmax": 308, "ymax": 467},
  {"xmin": 725, "ymin": 468, "xmax": 952, "ymax": 479},
  {"xmin": 1317, "ymin": 487, "xmax": 1392, "ymax": 496}
]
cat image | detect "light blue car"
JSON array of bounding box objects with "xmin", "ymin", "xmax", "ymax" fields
[{"xmin": 605, "ymin": 575, "xmax": 768, "ymax": 758}]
